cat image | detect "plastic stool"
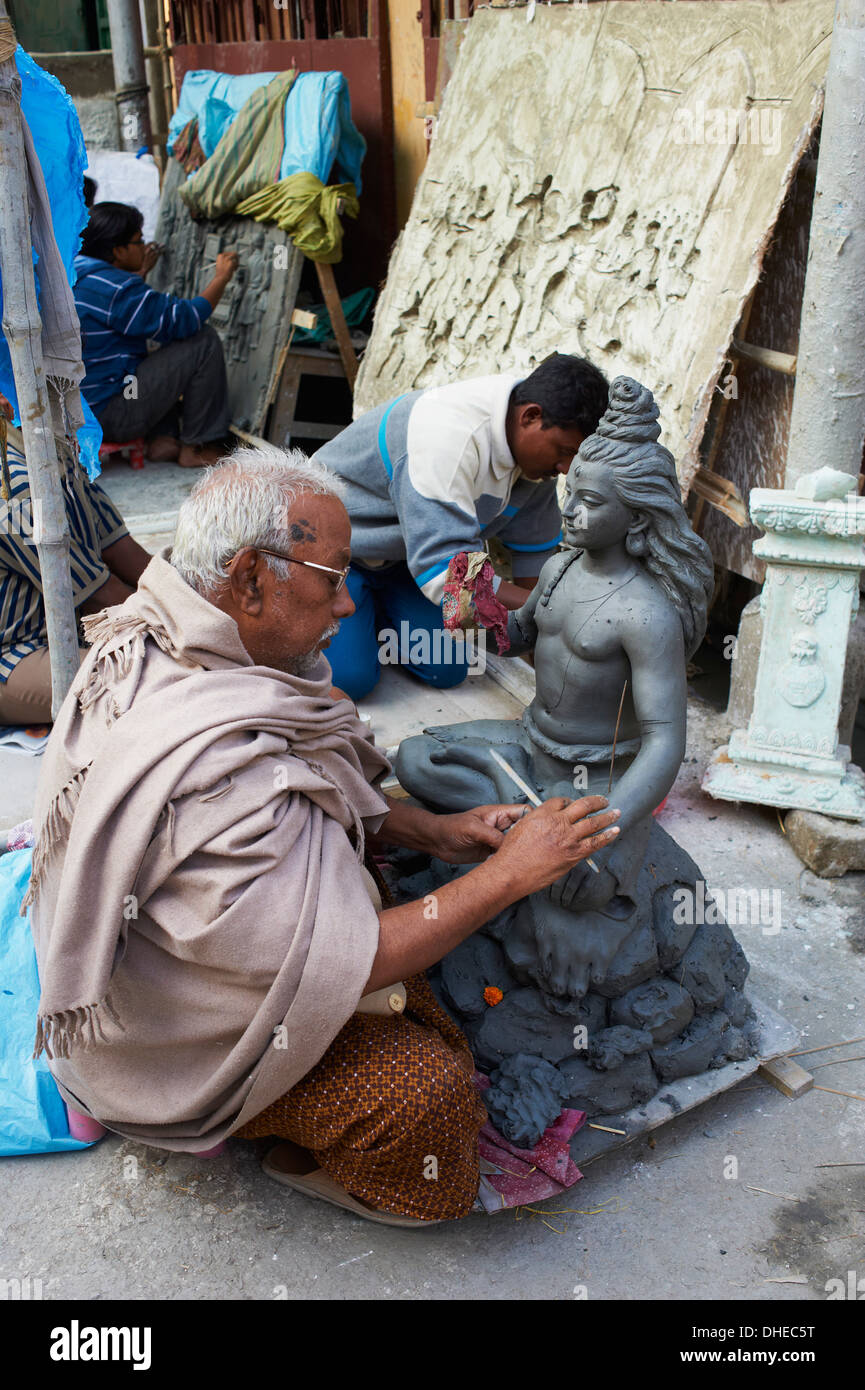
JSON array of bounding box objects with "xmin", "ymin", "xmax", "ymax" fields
[
  {"xmin": 65, "ymin": 1106, "xmax": 106, "ymax": 1143},
  {"xmin": 194, "ymin": 1141, "xmax": 227, "ymax": 1158},
  {"xmin": 99, "ymin": 438, "xmax": 145, "ymax": 470}
]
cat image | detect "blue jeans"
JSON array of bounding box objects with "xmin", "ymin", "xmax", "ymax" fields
[{"xmin": 326, "ymin": 562, "xmax": 470, "ymax": 701}]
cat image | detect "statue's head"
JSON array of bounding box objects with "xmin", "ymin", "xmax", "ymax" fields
[{"xmin": 562, "ymin": 376, "xmax": 714, "ymax": 656}]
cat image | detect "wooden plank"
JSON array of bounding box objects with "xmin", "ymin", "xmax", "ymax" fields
[
  {"xmin": 289, "ymin": 420, "xmax": 343, "ymax": 439},
  {"xmin": 694, "ymin": 291, "xmax": 756, "ymax": 536},
  {"xmin": 691, "ymin": 466, "xmax": 748, "ymax": 526},
  {"xmin": 485, "ymin": 652, "xmax": 535, "ymax": 707},
  {"xmin": 389, "ymin": 0, "xmax": 429, "ymax": 223},
  {"xmin": 268, "ymin": 358, "xmax": 304, "ymax": 447},
  {"xmin": 700, "ymin": 146, "xmax": 817, "ymax": 579},
  {"xmin": 314, "ymin": 261, "xmax": 359, "ymax": 388},
  {"xmin": 758, "ymin": 1056, "xmax": 814, "ymax": 1099}
]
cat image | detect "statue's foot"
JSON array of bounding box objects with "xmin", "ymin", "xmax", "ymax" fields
[{"xmin": 395, "ymin": 732, "xmax": 532, "ymax": 812}]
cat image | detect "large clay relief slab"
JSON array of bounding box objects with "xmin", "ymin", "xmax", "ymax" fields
[
  {"xmin": 355, "ymin": 0, "xmax": 834, "ymax": 494},
  {"xmin": 150, "ymin": 160, "xmax": 303, "ymax": 435}
]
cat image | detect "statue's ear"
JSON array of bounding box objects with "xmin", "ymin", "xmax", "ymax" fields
[{"xmin": 626, "ymin": 515, "xmax": 650, "ymax": 556}]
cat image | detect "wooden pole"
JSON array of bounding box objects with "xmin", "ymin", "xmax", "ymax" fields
[
  {"xmin": 314, "ymin": 261, "xmax": 359, "ymax": 390},
  {"xmin": 0, "ymin": 8, "xmax": 81, "ymax": 716}
]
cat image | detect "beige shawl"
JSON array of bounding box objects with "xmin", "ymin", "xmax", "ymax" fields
[{"xmin": 27, "ymin": 557, "xmax": 390, "ymax": 1151}]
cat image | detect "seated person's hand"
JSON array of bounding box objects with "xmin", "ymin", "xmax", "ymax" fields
[
  {"xmin": 429, "ymin": 804, "xmax": 527, "ymax": 863},
  {"xmin": 216, "ymin": 250, "xmax": 239, "ymax": 282},
  {"xmin": 140, "ymin": 242, "xmax": 163, "ymax": 274}
]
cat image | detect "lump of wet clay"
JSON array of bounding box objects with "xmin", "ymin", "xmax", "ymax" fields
[
  {"xmin": 610, "ymin": 978, "xmax": 694, "ymax": 1043},
  {"xmin": 559, "ymin": 1051, "xmax": 657, "ymax": 1117},
  {"xmin": 652, "ymin": 881, "xmax": 699, "ymax": 969},
  {"xmin": 718, "ymin": 1026, "xmax": 751, "ymax": 1064},
  {"xmin": 586, "ymin": 1025, "xmax": 653, "ymax": 1071},
  {"xmin": 473, "ymin": 987, "xmax": 605, "ymax": 1070},
  {"xmin": 593, "ymin": 913, "xmax": 658, "ymax": 998},
  {"xmin": 677, "ymin": 920, "xmax": 731, "ymax": 1012},
  {"xmin": 723, "ymin": 936, "xmax": 749, "ymax": 991},
  {"xmin": 440, "ymin": 933, "xmax": 512, "ymax": 1020},
  {"xmin": 723, "ymin": 985, "xmax": 752, "ymax": 1029},
  {"xmin": 482, "ymin": 902, "xmax": 519, "ymax": 944},
  {"xmin": 651, "ymin": 1011, "xmax": 731, "ymax": 1082},
  {"xmin": 485, "ymin": 1054, "xmax": 570, "ymax": 1147}
]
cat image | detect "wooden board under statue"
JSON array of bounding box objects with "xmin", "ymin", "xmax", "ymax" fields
[
  {"xmin": 149, "ymin": 160, "xmax": 303, "ymax": 436},
  {"xmin": 396, "ymin": 376, "xmax": 760, "ymax": 1147}
]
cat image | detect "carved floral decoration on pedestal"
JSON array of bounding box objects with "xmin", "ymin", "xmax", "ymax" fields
[{"xmin": 792, "ymin": 578, "xmax": 828, "ymax": 626}]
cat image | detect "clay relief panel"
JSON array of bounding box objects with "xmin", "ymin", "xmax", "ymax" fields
[
  {"xmin": 355, "ymin": 2, "xmax": 833, "ymax": 494},
  {"xmin": 150, "ymin": 160, "xmax": 303, "ymax": 435}
]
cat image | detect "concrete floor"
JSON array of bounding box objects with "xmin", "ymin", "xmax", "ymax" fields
[
  {"xmin": 2, "ymin": 457, "xmax": 863, "ymax": 1300},
  {"xmin": 2, "ymin": 681, "xmax": 862, "ymax": 1301}
]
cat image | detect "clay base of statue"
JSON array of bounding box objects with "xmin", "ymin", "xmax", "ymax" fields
[{"xmin": 394, "ymin": 773, "xmax": 759, "ymax": 1149}]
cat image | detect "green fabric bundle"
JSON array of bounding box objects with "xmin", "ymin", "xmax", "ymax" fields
[{"xmin": 237, "ymin": 174, "xmax": 359, "ymax": 264}]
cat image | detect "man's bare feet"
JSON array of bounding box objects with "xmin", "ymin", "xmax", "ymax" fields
[
  {"xmin": 146, "ymin": 435, "xmax": 180, "ymax": 462},
  {"xmin": 177, "ymin": 441, "xmax": 229, "ymax": 468}
]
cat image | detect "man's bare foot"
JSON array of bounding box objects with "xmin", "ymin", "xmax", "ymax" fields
[
  {"xmin": 178, "ymin": 441, "xmax": 229, "ymax": 468},
  {"xmin": 146, "ymin": 434, "xmax": 180, "ymax": 462}
]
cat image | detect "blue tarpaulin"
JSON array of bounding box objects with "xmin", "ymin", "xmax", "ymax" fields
[
  {"xmin": 0, "ymin": 849, "xmax": 92, "ymax": 1155},
  {"xmin": 168, "ymin": 69, "xmax": 366, "ymax": 194},
  {"xmin": 0, "ymin": 49, "xmax": 102, "ymax": 479}
]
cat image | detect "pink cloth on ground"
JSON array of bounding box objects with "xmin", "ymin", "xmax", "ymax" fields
[{"xmin": 474, "ymin": 1072, "xmax": 585, "ymax": 1212}]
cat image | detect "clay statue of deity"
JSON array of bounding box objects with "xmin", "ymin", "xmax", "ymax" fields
[{"xmin": 397, "ymin": 376, "xmax": 716, "ymax": 1004}]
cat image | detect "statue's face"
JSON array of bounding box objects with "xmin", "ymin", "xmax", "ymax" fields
[{"xmin": 562, "ymin": 456, "xmax": 636, "ymax": 551}]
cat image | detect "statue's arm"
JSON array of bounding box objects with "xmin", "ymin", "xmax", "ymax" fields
[
  {"xmin": 609, "ymin": 607, "xmax": 687, "ymax": 833},
  {"xmin": 501, "ymin": 550, "xmax": 568, "ymax": 655},
  {"xmin": 505, "ymin": 591, "xmax": 539, "ymax": 655}
]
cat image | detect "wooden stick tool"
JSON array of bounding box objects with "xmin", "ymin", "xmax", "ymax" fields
[{"xmin": 489, "ymin": 747, "xmax": 600, "ymax": 873}]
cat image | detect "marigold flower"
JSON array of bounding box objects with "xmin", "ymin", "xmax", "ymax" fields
[{"xmin": 483, "ymin": 985, "xmax": 504, "ymax": 1006}]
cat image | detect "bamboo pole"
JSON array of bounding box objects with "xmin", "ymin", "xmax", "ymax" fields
[{"xmin": 0, "ymin": 8, "xmax": 81, "ymax": 716}]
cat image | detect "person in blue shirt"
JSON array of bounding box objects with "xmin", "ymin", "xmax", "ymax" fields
[{"xmin": 74, "ymin": 202, "xmax": 238, "ymax": 468}]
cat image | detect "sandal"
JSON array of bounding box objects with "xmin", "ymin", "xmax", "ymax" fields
[{"xmin": 262, "ymin": 1141, "xmax": 444, "ymax": 1228}]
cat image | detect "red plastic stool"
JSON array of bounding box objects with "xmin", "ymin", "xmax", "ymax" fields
[
  {"xmin": 99, "ymin": 438, "xmax": 145, "ymax": 470},
  {"xmin": 65, "ymin": 1105, "xmax": 226, "ymax": 1157},
  {"xmin": 66, "ymin": 1106, "xmax": 106, "ymax": 1143}
]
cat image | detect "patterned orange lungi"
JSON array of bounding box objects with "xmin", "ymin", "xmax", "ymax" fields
[{"xmin": 236, "ymin": 974, "xmax": 487, "ymax": 1221}]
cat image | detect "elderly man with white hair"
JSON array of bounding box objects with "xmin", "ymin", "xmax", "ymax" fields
[{"xmin": 27, "ymin": 445, "xmax": 619, "ymax": 1226}]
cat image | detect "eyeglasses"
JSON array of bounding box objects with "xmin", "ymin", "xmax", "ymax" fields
[{"xmin": 255, "ymin": 548, "xmax": 350, "ymax": 593}]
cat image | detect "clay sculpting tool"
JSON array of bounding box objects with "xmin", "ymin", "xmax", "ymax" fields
[
  {"xmin": 489, "ymin": 747, "xmax": 599, "ymax": 873},
  {"xmin": 607, "ymin": 679, "xmax": 628, "ymax": 794}
]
